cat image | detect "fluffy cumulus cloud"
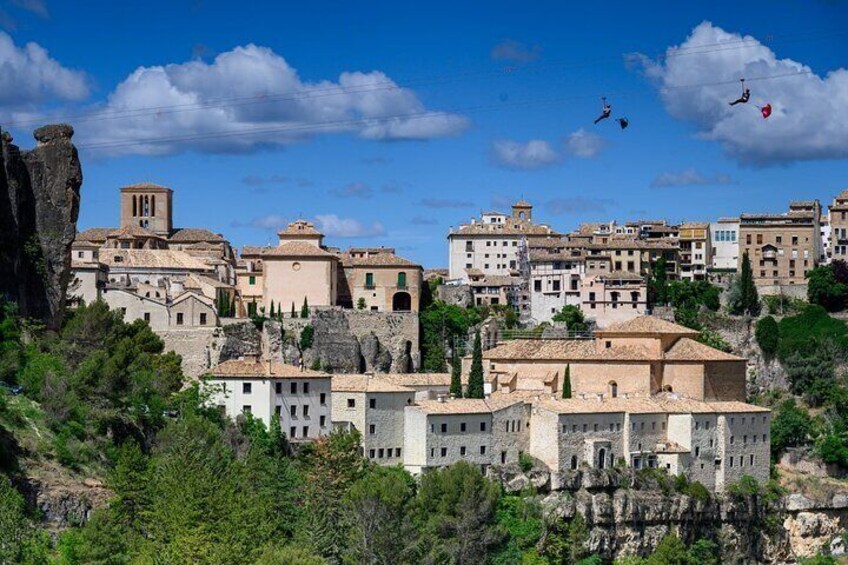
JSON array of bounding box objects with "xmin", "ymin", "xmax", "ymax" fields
[
  {"xmin": 313, "ymin": 214, "xmax": 385, "ymax": 238},
  {"xmin": 78, "ymin": 44, "xmax": 468, "ymax": 155},
  {"xmin": 651, "ymin": 168, "xmax": 732, "ymax": 188},
  {"xmin": 564, "ymin": 128, "xmax": 606, "ymax": 158},
  {"xmin": 637, "ymin": 21, "xmax": 848, "ymax": 165},
  {"xmin": 492, "ymin": 139, "xmax": 559, "ymax": 169},
  {"xmin": 0, "ymin": 31, "xmax": 88, "ymax": 112}
]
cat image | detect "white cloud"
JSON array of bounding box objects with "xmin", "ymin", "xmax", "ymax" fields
[
  {"xmin": 10, "ymin": 0, "xmax": 49, "ymax": 18},
  {"xmin": 0, "ymin": 31, "xmax": 88, "ymax": 111},
  {"xmin": 651, "ymin": 168, "xmax": 733, "ymax": 188},
  {"xmin": 492, "ymin": 139, "xmax": 559, "ymax": 169},
  {"xmin": 314, "ymin": 214, "xmax": 385, "ymax": 238},
  {"xmin": 636, "ymin": 21, "xmax": 848, "ymax": 165},
  {"xmin": 78, "ymin": 44, "xmax": 468, "ymax": 155},
  {"xmin": 564, "ymin": 128, "xmax": 606, "ymax": 158}
]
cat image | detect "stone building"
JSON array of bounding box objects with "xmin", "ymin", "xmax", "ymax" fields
[
  {"xmin": 204, "ymin": 357, "xmax": 332, "ymax": 442},
  {"xmin": 828, "ymin": 190, "xmax": 848, "ymax": 262},
  {"xmin": 447, "ymin": 201, "xmax": 561, "ymax": 281},
  {"xmin": 403, "ymin": 397, "xmax": 529, "ymax": 475},
  {"xmin": 528, "ymin": 240, "xmax": 584, "ymax": 324},
  {"xmin": 738, "ymin": 200, "xmax": 823, "ymax": 294},
  {"xmin": 709, "ymin": 218, "xmax": 739, "ymax": 271},
  {"xmin": 331, "ymin": 374, "xmax": 415, "ymax": 466},
  {"xmin": 239, "ymin": 221, "xmax": 423, "ymax": 316},
  {"xmin": 678, "ymin": 223, "xmax": 711, "ymax": 281},
  {"xmin": 579, "ymin": 272, "xmax": 648, "ymax": 328}
]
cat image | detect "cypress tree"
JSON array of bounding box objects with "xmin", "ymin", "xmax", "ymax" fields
[
  {"xmin": 230, "ymin": 296, "xmax": 236, "ymax": 318},
  {"xmin": 562, "ymin": 364, "xmax": 572, "ymax": 399},
  {"xmin": 741, "ymin": 253, "xmax": 761, "ymax": 316},
  {"xmin": 291, "ymin": 302, "xmax": 296, "ymax": 318},
  {"xmin": 449, "ymin": 345, "xmax": 462, "ymax": 398},
  {"xmin": 269, "ymin": 301, "xmax": 276, "ymax": 318},
  {"xmin": 466, "ymin": 330, "xmax": 484, "ymax": 399},
  {"xmin": 301, "ymin": 297, "xmax": 309, "ymax": 318}
]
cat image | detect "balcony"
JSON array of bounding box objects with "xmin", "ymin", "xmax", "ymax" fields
[{"xmin": 762, "ymin": 249, "xmax": 777, "ymax": 260}]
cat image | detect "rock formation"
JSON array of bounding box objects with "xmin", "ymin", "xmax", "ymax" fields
[{"xmin": 0, "ymin": 124, "xmax": 82, "ymax": 329}]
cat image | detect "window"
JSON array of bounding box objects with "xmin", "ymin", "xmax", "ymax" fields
[
  {"xmin": 378, "ymin": 448, "xmax": 384, "ymax": 458},
  {"xmin": 695, "ymin": 446, "xmax": 700, "ymax": 457},
  {"xmin": 440, "ymin": 447, "xmax": 447, "ymax": 457},
  {"xmin": 176, "ymin": 312, "xmax": 184, "ymax": 325},
  {"xmin": 302, "ymin": 426, "xmax": 309, "ymax": 437},
  {"xmin": 143, "ymin": 312, "xmax": 150, "ymax": 323},
  {"xmin": 365, "ymin": 273, "xmax": 375, "ymax": 288},
  {"xmin": 396, "ymin": 448, "xmax": 401, "ymax": 457},
  {"xmin": 275, "ymin": 382, "xmax": 282, "ymax": 394},
  {"xmin": 397, "ymin": 272, "xmax": 407, "ymax": 288},
  {"xmin": 369, "ymin": 424, "xmax": 376, "ymax": 435},
  {"xmin": 248, "ymin": 275, "xmax": 256, "ymax": 285},
  {"xmin": 480, "ymin": 422, "xmax": 487, "ymax": 431},
  {"xmin": 243, "ymin": 405, "xmax": 252, "ymax": 413},
  {"xmin": 243, "ymin": 383, "xmax": 252, "ymax": 394},
  {"xmin": 460, "ymin": 446, "xmax": 467, "ymax": 456},
  {"xmin": 347, "ymin": 398, "xmax": 355, "ymax": 408},
  {"xmin": 320, "ymin": 415, "xmax": 326, "ymax": 427},
  {"xmin": 369, "ymin": 449, "xmax": 375, "ymax": 459},
  {"xmin": 370, "ymin": 398, "xmax": 376, "ymax": 409},
  {"xmin": 291, "ymin": 382, "xmax": 297, "ymax": 394},
  {"xmin": 320, "ymin": 393, "xmax": 326, "ymax": 405},
  {"xmin": 200, "ymin": 313, "xmax": 207, "ymax": 325},
  {"xmin": 290, "ymin": 427, "xmax": 296, "ymax": 438},
  {"xmin": 303, "ymin": 405, "xmax": 310, "ymax": 417},
  {"xmin": 290, "ymin": 405, "xmax": 297, "ymax": 417},
  {"xmin": 304, "ymin": 382, "xmax": 310, "ymax": 394},
  {"xmin": 534, "ymin": 280, "xmax": 542, "ymax": 291},
  {"xmin": 480, "ymin": 445, "xmax": 487, "ymax": 455},
  {"xmin": 461, "ymin": 422, "xmax": 467, "ymax": 432}
]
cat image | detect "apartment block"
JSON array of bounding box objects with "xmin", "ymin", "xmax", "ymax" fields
[
  {"xmin": 709, "ymin": 218, "xmax": 739, "ymax": 271},
  {"xmin": 678, "ymin": 223, "xmax": 711, "ymax": 280},
  {"xmin": 829, "ymin": 190, "xmax": 848, "ymax": 262}
]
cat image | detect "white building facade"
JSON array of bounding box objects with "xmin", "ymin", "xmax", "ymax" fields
[{"xmin": 709, "ymin": 219, "xmax": 740, "ymax": 271}]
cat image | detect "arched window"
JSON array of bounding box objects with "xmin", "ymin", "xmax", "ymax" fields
[
  {"xmin": 609, "ymin": 381, "xmax": 618, "ymax": 398},
  {"xmin": 598, "ymin": 448, "xmax": 606, "ymax": 469},
  {"xmin": 143, "ymin": 195, "xmax": 149, "ymax": 216}
]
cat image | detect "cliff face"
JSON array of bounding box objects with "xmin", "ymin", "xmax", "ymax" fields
[{"xmin": 0, "ymin": 125, "xmax": 82, "ymax": 329}]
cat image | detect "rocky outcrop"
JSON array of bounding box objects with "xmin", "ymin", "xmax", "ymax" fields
[{"xmin": 0, "ymin": 124, "xmax": 82, "ymax": 329}]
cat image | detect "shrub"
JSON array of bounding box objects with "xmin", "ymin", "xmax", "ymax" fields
[
  {"xmin": 770, "ymin": 399, "xmax": 814, "ymax": 456},
  {"xmin": 777, "ymin": 305, "xmax": 848, "ymax": 362},
  {"xmin": 755, "ymin": 316, "xmax": 779, "ymax": 359},
  {"xmin": 519, "ymin": 452, "xmax": 533, "ymax": 472},
  {"xmin": 299, "ymin": 325, "xmax": 314, "ymax": 350},
  {"xmin": 356, "ymin": 297, "xmax": 366, "ymax": 310},
  {"xmin": 807, "ymin": 265, "xmax": 848, "ymax": 312},
  {"xmin": 552, "ymin": 305, "xmax": 589, "ymax": 333}
]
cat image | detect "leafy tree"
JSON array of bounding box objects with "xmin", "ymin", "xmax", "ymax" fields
[
  {"xmin": 356, "ymin": 297, "xmax": 366, "ymax": 310},
  {"xmin": 344, "ymin": 466, "xmax": 416, "ymax": 565},
  {"xmin": 777, "ymin": 305, "xmax": 848, "ymax": 362},
  {"xmin": 668, "ymin": 279, "xmax": 721, "ymax": 313},
  {"xmin": 783, "ymin": 350, "xmax": 836, "ymax": 402},
  {"xmin": 728, "ymin": 253, "xmax": 760, "ymax": 316},
  {"xmin": 491, "ymin": 496, "xmax": 545, "ymax": 565},
  {"xmin": 419, "ymin": 300, "xmax": 485, "ymax": 372},
  {"xmin": 254, "ymin": 545, "xmax": 327, "ymax": 565},
  {"xmin": 300, "ymin": 325, "xmax": 315, "ymax": 350},
  {"xmin": 818, "ymin": 434, "xmax": 848, "ymax": 468},
  {"xmin": 410, "ymin": 461, "xmax": 504, "ymax": 564},
  {"xmin": 552, "ymin": 305, "xmax": 589, "ymax": 333},
  {"xmin": 646, "ymin": 534, "xmax": 690, "ymax": 565},
  {"xmin": 563, "ymin": 364, "xmax": 572, "ymax": 399},
  {"xmin": 696, "ymin": 328, "xmax": 731, "ymax": 352},
  {"xmin": 688, "ymin": 539, "xmax": 720, "ymax": 565},
  {"xmin": 466, "ymin": 330, "xmax": 484, "ymax": 398},
  {"xmin": 755, "ymin": 316, "xmax": 780, "ymax": 359},
  {"xmin": 771, "ymin": 399, "xmax": 814, "ymax": 457},
  {"xmin": 449, "ymin": 345, "xmax": 462, "ymax": 398},
  {"xmin": 807, "ymin": 264, "xmax": 848, "ymax": 312},
  {"xmin": 648, "ymin": 256, "xmax": 669, "ymax": 306},
  {"xmin": 301, "ymin": 297, "xmax": 310, "ymax": 318},
  {"xmin": 540, "ymin": 512, "xmax": 590, "ymax": 563}
]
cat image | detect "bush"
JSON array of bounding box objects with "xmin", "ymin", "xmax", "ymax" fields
[
  {"xmin": 763, "ymin": 294, "xmax": 806, "ymax": 316},
  {"xmin": 807, "ymin": 265, "xmax": 848, "ymax": 312},
  {"xmin": 300, "ymin": 325, "xmax": 314, "ymax": 350},
  {"xmin": 697, "ymin": 328, "xmax": 731, "ymax": 352},
  {"xmin": 552, "ymin": 305, "xmax": 589, "ymax": 333},
  {"xmin": 519, "ymin": 452, "xmax": 533, "ymax": 472},
  {"xmin": 777, "ymin": 305, "xmax": 848, "ymax": 362},
  {"xmin": 755, "ymin": 316, "xmax": 780, "ymax": 359},
  {"xmin": 771, "ymin": 399, "xmax": 814, "ymax": 457}
]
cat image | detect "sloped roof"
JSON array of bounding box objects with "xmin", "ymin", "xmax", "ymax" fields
[
  {"xmin": 483, "ymin": 339, "xmax": 657, "ymax": 361},
  {"xmin": 101, "ymin": 249, "xmax": 210, "ymax": 270},
  {"xmin": 75, "ymin": 227, "xmax": 115, "ymax": 242},
  {"xmin": 374, "ymin": 373, "xmax": 455, "ymax": 387},
  {"xmin": 242, "ymin": 241, "xmax": 337, "ymax": 259},
  {"xmin": 410, "ymin": 397, "xmax": 524, "ymax": 414},
  {"xmin": 121, "ymin": 182, "xmax": 171, "ymax": 191},
  {"xmin": 664, "ymin": 338, "xmax": 745, "ymax": 362},
  {"xmin": 107, "ymin": 225, "xmax": 163, "ymax": 239},
  {"xmin": 594, "ymin": 316, "xmax": 699, "ymax": 337},
  {"xmin": 338, "ymin": 250, "xmax": 420, "ymax": 268},
  {"xmin": 169, "ymin": 228, "xmax": 225, "ymax": 242},
  {"xmin": 278, "ymin": 220, "xmax": 322, "ymax": 236},
  {"xmin": 208, "ymin": 359, "xmax": 331, "ymax": 379},
  {"xmin": 332, "ymin": 375, "xmax": 414, "ymax": 393}
]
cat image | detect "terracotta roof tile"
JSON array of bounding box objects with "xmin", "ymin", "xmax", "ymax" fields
[
  {"xmin": 410, "ymin": 397, "xmax": 524, "ymax": 414},
  {"xmin": 101, "ymin": 249, "xmax": 211, "ymax": 270},
  {"xmin": 338, "ymin": 250, "xmax": 420, "ymax": 267},
  {"xmin": 75, "ymin": 227, "xmax": 114, "ymax": 242},
  {"xmin": 242, "ymin": 241, "xmax": 337, "ymax": 258},
  {"xmin": 595, "ymin": 316, "xmax": 699, "ymax": 336},
  {"xmin": 483, "ymin": 339, "xmax": 657, "ymax": 361},
  {"xmin": 332, "ymin": 375, "xmax": 414, "ymax": 393},
  {"xmin": 278, "ymin": 220, "xmax": 322, "ymax": 236},
  {"xmin": 208, "ymin": 359, "xmax": 331, "ymax": 379},
  {"xmin": 664, "ymin": 338, "xmax": 744, "ymax": 362},
  {"xmin": 169, "ymin": 228, "xmax": 225, "ymax": 242}
]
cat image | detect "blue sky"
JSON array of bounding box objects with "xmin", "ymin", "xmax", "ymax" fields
[{"xmin": 1, "ymin": 0, "xmax": 846, "ymax": 267}]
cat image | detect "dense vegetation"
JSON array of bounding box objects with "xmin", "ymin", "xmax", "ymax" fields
[{"xmin": 807, "ymin": 260, "xmax": 848, "ymax": 312}]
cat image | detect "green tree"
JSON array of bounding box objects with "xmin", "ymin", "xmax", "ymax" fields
[
  {"xmin": 344, "ymin": 466, "xmax": 416, "ymax": 565},
  {"xmin": 807, "ymin": 264, "xmax": 848, "ymax": 312},
  {"xmin": 300, "ymin": 325, "xmax": 315, "ymax": 350},
  {"xmin": 646, "ymin": 534, "xmax": 690, "ymax": 565},
  {"xmin": 540, "ymin": 512, "xmax": 590, "ymax": 563},
  {"xmin": 254, "ymin": 545, "xmax": 327, "ymax": 565},
  {"xmin": 755, "ymin": 316, "xmax": 780, "ymax": 359},
  {"xmin": 563, "ymin": 364, "xmax": 572, "ymax": 399},
  {"xmin": 728, "ymin": 253, "xmax": 760, "ymax": 316},
  {"xmin": 301, "ymin": 297, "xmax": 310, "ymax": 318},
  {"xmin": 771, "ymin": 399, "xmax": 814, "ymax": 457},
  {"xmin": 449, "ymin": 345, "xmax": 463, "ymax": 398},
  {"xmin": 491, "ymin": 496, "xmax": 545, "ymax": 565},
  {"xmin": 269, "ymin": 301, "xmax": 276, "ymax": 318},
  {"xmin": 356, "ymin": 297, "xmax": 366, "ymax": 310},
  {"xmin": 466, "ymin": 330, "xmax": 484, "ymax": 398},
  {"xmin": 410, "ymin": 462, "xmax": 504, "ymax": 564},
  {"xmin": 291, "ymin": 302, "xmax": 297, "ymax": 318},
  {"xmin": 552, "ymin": 305, "xmax": 589, "ymax": 333},
  {"xmin": 648, "ymin": 256, "xmax": 670, "ymax": 306}
]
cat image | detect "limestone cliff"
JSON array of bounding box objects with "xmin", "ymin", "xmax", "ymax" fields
[{"xmin": 0, "ymin": 124, "xmax": 82, "ymax": 329}]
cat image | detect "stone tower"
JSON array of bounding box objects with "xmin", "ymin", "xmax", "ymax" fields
[
  {"xmin": 512, "ymin": 199, "xmax": 532, "ymax": 221},
  {"xmin": 120, "ymin": 182, "xmax": 173, "ymax": 236}
]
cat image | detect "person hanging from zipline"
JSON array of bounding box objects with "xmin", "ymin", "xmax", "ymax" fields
[
  {"xmin": 594, "ymin": 97, "xmax": 612, "ymax": 124},
  {"xmin": 729, "ymin": 78, "xmax": 751, "ymax": 106}
]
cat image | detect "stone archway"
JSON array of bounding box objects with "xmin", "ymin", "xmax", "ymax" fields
[{"xmin": 392, "ymin": 291, "xmax": 412, "ymax": 312}]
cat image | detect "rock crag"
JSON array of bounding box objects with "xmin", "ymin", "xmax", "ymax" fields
[{"xmin": 0, "ymin": 124, "xmax": 82, "ymax": 329}]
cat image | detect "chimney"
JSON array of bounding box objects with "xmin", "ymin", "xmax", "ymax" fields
[{"xmin": 437, "ymin": 393, "xmax": 447, "ymax": 403}]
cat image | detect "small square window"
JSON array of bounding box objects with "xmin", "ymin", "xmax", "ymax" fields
[
  {"xmin": 291, "ymin": 382, "xmax": 297, "ymax": 394},
  {"xmin": 243, "ymin": 383, "xmax": 252, "ymax": 394},
  {"xmin": 369, "ymin": 424, "xmax": 376, "ymax": 435},
  {"xmin": 370, "ymin": 398, "xmax": 376, "ymax": 409},
  {"xmin": 480, "ymin": 422, "xmax": 487, "ymax": 432},
  {"xmin": 441, "ymin": 423, "xmax": 448, "ymax": 433},
  {"xmin": 480, "ymin": 445, "xmax": 487, "ymax": 455},
  {"xmin": 348, "ymin": 398, "xmax": 355, "ymax": 408}
]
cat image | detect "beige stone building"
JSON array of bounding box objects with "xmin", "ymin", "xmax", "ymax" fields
[
  {"xmin": 447, "ymin": 201, "xmax": 561, "ymax": 281},
  {"xmin": 738, "ymin": 200, "xmax": 822, "ymax": 293},
  {"xmin": 331, "ymin": 374, "xmax": 415, "ymax": 465},
  {"xmin": 829, "ymin": 190, "xmax": 848, "ymax": 262},
  {"xmin": 678, "ymin": 223, "xmax": 711, "ymax": 281},
  {"xmin": 579, "ymin": 272, "xmax": 648, "ymax": 328},
  {"xmin": 204, "ymin": 357, "xmax": 333, "ymax": 442},
  {"xmin": 239, "ymin": 221, "xmax": 423, "ymax": 316}
]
